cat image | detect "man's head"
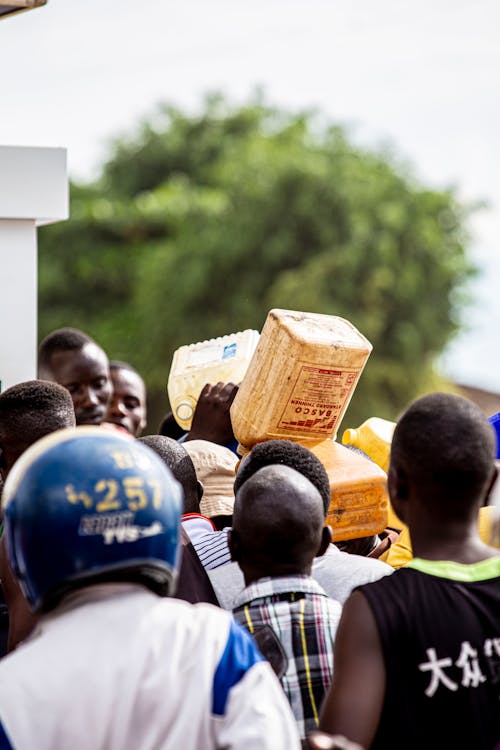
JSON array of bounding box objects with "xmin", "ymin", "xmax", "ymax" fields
[
  {"xmin": 389, "ymin": 392, "xmax": 497, "ymax": 524},
  {"xmin": 138, "ymin": 435, "xmax": 202, "ymax": 515},
  {"xmin": 2, "ymin": 427, "xmax": 183, "ymax": 612},
  {"xmin": 106, "ymin": 360, "xmax": 147, "ymax": 437},
  {"xmin": 0, "ymin": 380, "xmax": 76, "ymax": 481},
  {"xmin": 38, "ymin": 327, "xmax": 112, "ymax": 426},
  {"xmin": 234, "ymin": 439, "xmax": 331, "ymax": 517},
  {"xmin": 231, "ymin": 464, "xmax": 331, "ymax": 583}
]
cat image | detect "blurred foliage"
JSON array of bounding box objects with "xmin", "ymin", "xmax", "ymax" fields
[{"xmin": 38, "ymin": 94, "xmax": 476, "ymax": 433}]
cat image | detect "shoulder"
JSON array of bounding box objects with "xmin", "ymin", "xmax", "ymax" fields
[
  {"xmin": 211, "ymin": 615, "xmax": 265, "ymax": 715},
  {"xmin": 164, "ymin": 599, "xmax": 234, "ymax": 638},
  {"xmin": 185, "ymin": 601, "xmax": 264, "ymax": 666},
  {"xmin": 315, "ymin": 544, "xmax": 393, "ymax": 576},
  {"xmin": 0, "ymin": 722, "xmax": 13, "ymax": 749},
  {"xmin": 192, "ymin": 529, "xmax": 231, "ymax": 570},
  {"xmin": 303, "ymin": 578, "xmax": 343, "ymax": 619},
  {"xmin": 312, "ymin": 545, "xmax": 393, "ymax": 603},
  {"xmin": 208, "ymin": 562, "xmax": 245, "ymax": 609},
  {"xmin": 350, "ymin": 566, "xmax": 423, "ymax": 617}
]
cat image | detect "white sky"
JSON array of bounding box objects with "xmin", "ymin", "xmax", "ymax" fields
[{"xmin": 1, "ymin": 0, "xmax": 499, "ymax": 391}]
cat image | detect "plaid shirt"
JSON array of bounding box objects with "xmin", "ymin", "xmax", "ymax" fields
[{"xmin": 232, "ymin": 575, "xmax": 341, "ymax": 741}]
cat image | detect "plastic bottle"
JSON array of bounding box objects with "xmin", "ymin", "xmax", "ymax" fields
[
  {"xmin": 167, "ymin": 329, "xmax": 260, "ymax": 432},
  {"xmin": 230, "ymin": 308, "xmax": 372, "ymax": 453},
  {"xmin": 310, "ymin": 439, "xmax": 389, "ymax": 542},
  {"xmin": 341, "ymin": 416, "xmax": 396, "ymax": 473}
]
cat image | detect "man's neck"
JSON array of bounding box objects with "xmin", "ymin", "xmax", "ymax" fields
[{"xmin": 242, "ymin": 563, "xmax": 312, "ymax": 588}]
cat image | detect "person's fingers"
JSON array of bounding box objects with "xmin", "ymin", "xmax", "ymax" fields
[
  {"xmin": 209, "ymin": 382, "xmax": 238, "ymax": 402},
  {"xmin": 223, "ymin": 383, "xmax": 239, "ymax": 403},
  {"xmin": 307, "ymin": 731, "xmax": 365, "ymax": 750},
  {"xmin": 199, "ymin": 383, "xmax": 212, "ymax": 398}
]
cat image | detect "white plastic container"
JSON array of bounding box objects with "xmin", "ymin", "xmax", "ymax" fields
[
  {"xmin": 230, "ymin": 309, "xmax": 373, "ymax": 452},
  {"xmin": 167, "ymin": 329, "xmax": 260, "ymax": 431}
]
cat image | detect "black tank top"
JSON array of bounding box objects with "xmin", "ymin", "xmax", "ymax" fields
[{"xmin": 358, "ymin": 558, "xmax": 500, "ymax": 750}]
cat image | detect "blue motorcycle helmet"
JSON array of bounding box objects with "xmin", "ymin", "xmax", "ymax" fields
[{"xmin": 1, "ymin": 426, "xmax": 183, "ymax": 612}]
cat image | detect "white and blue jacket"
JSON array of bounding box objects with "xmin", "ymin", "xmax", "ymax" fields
[{"xmin": 0, "ymin": 583, "xmax": 300, "ymax": 749}]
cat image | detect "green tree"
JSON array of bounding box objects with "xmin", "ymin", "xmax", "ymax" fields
[{"xmin": 38, "ymin": 95, "xmax": 475, "ymax": 432}]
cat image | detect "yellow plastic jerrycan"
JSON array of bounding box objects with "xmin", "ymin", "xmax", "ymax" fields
[
  {"xmin": 342, "ymin": 416, "xmax": 403, "ymax": 529},
  {"xmin": 486, "ymin": 470, "xmax": 500, "ymax": 549},
  {"xmin": 310, "ymin": 439, "xmax": 389, "ymax": 543},
  {"xmin": 230, "ymin": 308, "xmax": 373, "ymax": 453},
  {"xmin": 341, "ymin": 416, "xmax": 396, "ymax": 473},
  {"xmin": 167, "ymin": 329, "xmax": 260, "ymax": 432}
]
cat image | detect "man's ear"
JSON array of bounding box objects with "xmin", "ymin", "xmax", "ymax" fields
[
  {"xmin": 197, "ymin": 480, "xmax": 204, "ymax": 502},
  {"xmin": 388, "ymin": 465, "xmax": 408, "ymax": 500},
  {"xmin": 316, "ymin": 525, "xmax": 333, "ymax": 558},
  {"xmin": 228, "ymin": 528, "xmax": 240, "ymax": 563},
  {"xmin": 388, "ymin": 464, "xmax": 409, "ymax": 523}
]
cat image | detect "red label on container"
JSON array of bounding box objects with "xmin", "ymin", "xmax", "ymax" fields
[{"xmin": 277, "ymin": 365, "xmax": 359, "ymax": 435}]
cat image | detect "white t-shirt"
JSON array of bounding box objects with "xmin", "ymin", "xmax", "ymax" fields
[{"xmin": 0, "ymin": 583, "xmax": 300, "ymax": 750}]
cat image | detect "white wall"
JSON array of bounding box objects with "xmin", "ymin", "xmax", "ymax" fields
[
  {"xmin": 0, "ymin": 221, "xmax": 37, "ymax": 390},
  {"xmin": 0, "ymin": 146, "xmax": 68, "ymax": 392}
]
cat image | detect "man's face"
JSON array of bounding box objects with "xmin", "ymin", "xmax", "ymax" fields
[
  {"xmin": 46, "ymin": 343, "xmax": 112, "ymax": 426},
  {"xmin": 106, "ymin": 368, "xmax": 147, "ymax": 437}
]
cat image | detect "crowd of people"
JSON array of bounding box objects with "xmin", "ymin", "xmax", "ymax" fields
[{"xmin": 0, "ymin": 325, "xmax": 498, "ymax": 750}]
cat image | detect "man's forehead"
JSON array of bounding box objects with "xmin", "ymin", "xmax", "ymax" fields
[
  {"xmin": 50, "ymin": 343, "xmax": 109, "ymax": 377},
  {"xmin": 111, "ymin": 368, "xmax": 145, "ymax": 399}
]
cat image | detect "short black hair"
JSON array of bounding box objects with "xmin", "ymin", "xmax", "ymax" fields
[
  {"xmin": 109, "ymin": 360, "xmax": 142, "ymax": 377},
  {"xmin": 234, "ymin": 439, "xmax": 331, "ymax": 515},
  {"xmin": 38, "ymin": 327, "xmax": 94, "ymax": 374},
  {"xmin": 138, "ymin": 435, "xmax": 198, "ymax": 514},
  {"xmin": 0, "ymin": 380, "xmax": 76, "ymax": 444},
  {"xmin": 391, "ymin": 392, "xmax": 496, "ymax": 513}
]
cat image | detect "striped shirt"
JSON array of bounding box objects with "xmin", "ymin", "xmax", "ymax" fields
[
  {"xmin": 232, "ymin": 575, "xmax": 341, "ymax": 742},
  {"xmin": 191, "ymin": 527, "xmax": 232, "ymax": 570}
]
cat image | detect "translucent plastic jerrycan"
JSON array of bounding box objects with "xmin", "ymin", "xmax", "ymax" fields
[
  {"xmin": 167, "ymin": 329, "xmax": 260, "ymax": 432},
  {"xmin": 341, "ymin": 416, "xmax": 396, "ymax": 473},
  {"xmin": 230, "ymin": 308, "xmax": 372, "ymax": 453},
  {"xmin": 310, "ymin": 439, "xmax": 389, "ymax": 542}
]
